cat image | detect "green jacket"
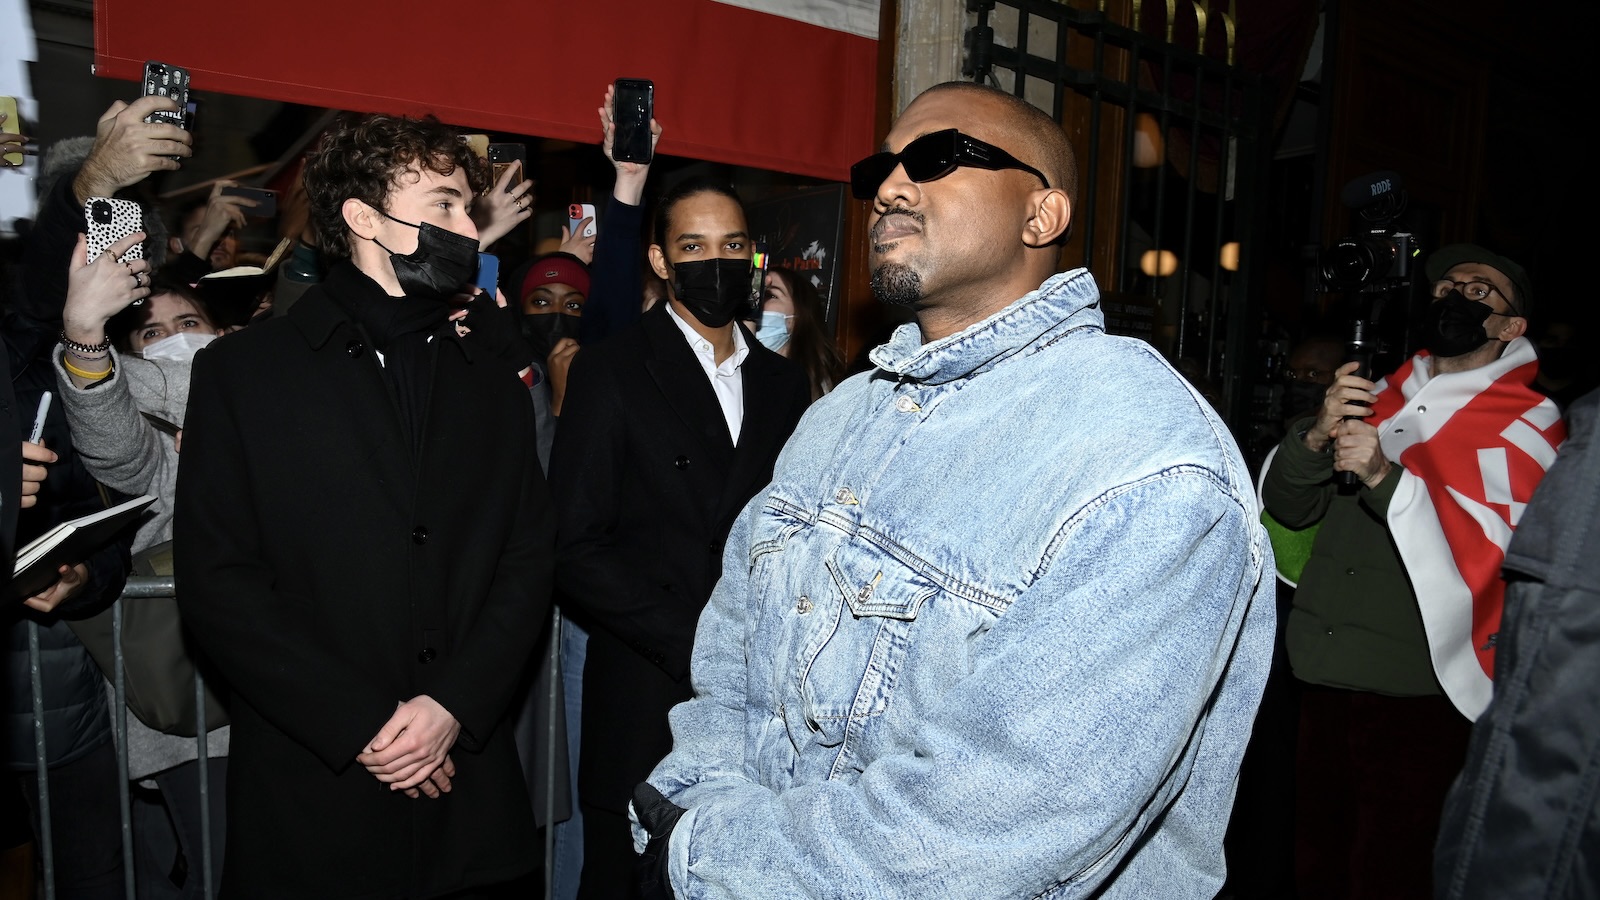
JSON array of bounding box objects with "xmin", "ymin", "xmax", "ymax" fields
[{"xmin": 1261, "ymin": 418, "xmax": 1441, "ymax": 696}]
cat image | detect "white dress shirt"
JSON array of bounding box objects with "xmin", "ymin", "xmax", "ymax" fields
[{"xmin": 665, "ymin": 303, "xmax": 750, "ymax": 445}]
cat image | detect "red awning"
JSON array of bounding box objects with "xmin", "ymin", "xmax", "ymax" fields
[{"xmin": 93, "ymin": 0, "xmax": 879, "ymax": 181}]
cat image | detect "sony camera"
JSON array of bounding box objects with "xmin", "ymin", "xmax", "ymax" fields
[{"xmin": 1317, "ymin": 171, "xmax": 1417, "ymax": 294}]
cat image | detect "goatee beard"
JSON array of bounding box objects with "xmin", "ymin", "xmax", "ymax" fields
[{"xmin": 871, "ymin": 262, "xmax": 923, "ymax": 308}]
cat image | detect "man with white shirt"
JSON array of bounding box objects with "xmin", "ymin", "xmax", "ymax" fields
[{"xmin": 547, "ymin": 175, "xmax": 811, "ymax": 900}]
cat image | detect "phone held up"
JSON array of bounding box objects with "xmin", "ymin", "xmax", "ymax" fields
[
  {"xmin": 487, "ymin": 143, "xmax": 527, "ymax": 191},
  {"xmin": 141, "ymin": 61, "xmax": 191, "ymax": 128},
  {"xmin": 1, "ymin": 96, "xmax": 22, "ymax": 166},
  {"xmin": 611, "ymin": 78, "xmax": 654, "ymax": 164},
  {"xmin": 84, "ymin": 196, "xmax": 147, "ymax": 303},
  {"xmin": 220, "ymin": 185, "xmax": 278, "ymax": 218},
  {"xmin": 568, "ymin": 203, "xmax": 597, "ymax": 239}
]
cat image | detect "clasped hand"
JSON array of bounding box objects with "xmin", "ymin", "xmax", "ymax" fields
[
  {"xmin": 1303, "ymin": 361, "xmax": 1391, "ymax": 488},
  {"xmin": 357, "ymin": 695, "xmax": 460, "ymax": 800}
]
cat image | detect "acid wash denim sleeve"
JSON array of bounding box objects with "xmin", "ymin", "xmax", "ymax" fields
[{"xmin": 641, "ymin": 268, "xmax": 1277, "ymax": 900}]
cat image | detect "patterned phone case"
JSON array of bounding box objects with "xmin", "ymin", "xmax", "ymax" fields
[
  {"xmin": 84, "ymin": 197, "xmax": 145, "ymax": 265},
  {"xmin": 142, "ymin": 62, "xmax": 190, "ymax": 128}
]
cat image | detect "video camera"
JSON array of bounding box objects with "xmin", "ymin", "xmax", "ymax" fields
[
  {"xmin": 1317, "ymin": 170, "xmax": 1419, "ymax": 493},
  {"xmin": 1317, "ymin": 171, "xmax": 1417, "ymax": 294}
]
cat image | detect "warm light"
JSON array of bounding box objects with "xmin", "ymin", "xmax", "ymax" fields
[
  {"xmin": 1140, "ymin": 249, "xmax": 1179, "ymax": 277},
  {"xmin": 1219, "ymin": 242, "xmax": 1240, "ymax": 272},
  {"xmin": 1133, "ymin": 113, "xmax": 1164, "ymax": 168}
]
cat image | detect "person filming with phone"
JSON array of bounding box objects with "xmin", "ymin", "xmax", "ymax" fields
[{"xmin": 1260, "ymin": 243, "xmax": 1566, "ymax": 896}]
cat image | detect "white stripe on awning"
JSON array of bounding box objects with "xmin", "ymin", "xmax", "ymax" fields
[{"xmin": 711, "ymin": 0, "xmax": 881, "ymax": 40}]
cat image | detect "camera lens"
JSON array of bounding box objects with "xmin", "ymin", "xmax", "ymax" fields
[{"xmin": 91, "ymin": 201, "xmax": 111, "ymax": 224}]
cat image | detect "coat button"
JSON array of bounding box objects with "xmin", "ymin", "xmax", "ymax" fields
[
  {"xmin": 795, "ymin": 595, "xmax": 812, "ymax": 614},
  {"xmin": 417, "ymin": 647, "xmax": 436, "ymax": 663},
  {"xmin": 1345, "ymin": 567, "xmax": 1356, "ymax": 575},
  {"xmin": 347, "ymin": 340, "xmax": 365, "ymax": 358},
  {"xmin": 895, "ymin": 395, "xmax": 920, "ymax": 413},
  {"xmin": 674, "ymin": 455, "xmax": 690, "ymax": 469},
  {"xmin": 413, "ymin": 525, "xmax": 429, "ymax": 544}
]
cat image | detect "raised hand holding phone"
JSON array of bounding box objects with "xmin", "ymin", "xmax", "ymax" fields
[
  {"xmin": 1, "ymin": 96, "xmax": 29, "ymax": 168},
  {"xmin": 63, "ymin": 231, "xmax": 153, "ymax": 365},
  {"xmin": 599, "ymin": 81, "xmax": 662, "ymax": 206}
]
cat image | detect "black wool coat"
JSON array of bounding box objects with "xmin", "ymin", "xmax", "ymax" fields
[
  {"xmin": 549, "ymin": 302, "xmax": 810, "ymax": 813},
  {"xmin": 175, "ymin": 264, "xmax": 554, "ymax": 899}
]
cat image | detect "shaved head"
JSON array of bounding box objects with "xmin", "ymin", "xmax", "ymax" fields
[{"xmin": 918, "ymin": 82, "xmax": 1079, "ymax": 215}]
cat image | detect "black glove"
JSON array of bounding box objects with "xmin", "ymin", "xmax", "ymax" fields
[
  {"xmin": 460, "ymin": 290, "xmax": 535, "ymax": 374},
  {"xmin": 634, "ymin": 781, "xmax": 687, "ymax": 900}
]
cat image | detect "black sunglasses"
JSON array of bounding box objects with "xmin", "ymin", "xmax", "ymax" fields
[{"xmin": 850, "ymin": 129, "xmax": 1050, "ymax": 200}]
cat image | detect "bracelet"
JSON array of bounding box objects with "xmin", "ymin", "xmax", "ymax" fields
[
  {"xmin": 60, "ymin": 331, "xmax": 111, "ymax": 355},
  {"xmin": 62, "ymin": 355, "xmax": 112, "ymax": 381},
  {"xmin": 64, "ymin": 344, "xmax": 110, "ymax": 363}
]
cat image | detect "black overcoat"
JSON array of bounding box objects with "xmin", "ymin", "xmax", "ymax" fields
[
  {"xmin": 548, "ymin": 302, "xmax": 810, "ymax": 813},
  {"xmin": 175, "ymin": 264, "xmax": 554, "ymax": 899}
]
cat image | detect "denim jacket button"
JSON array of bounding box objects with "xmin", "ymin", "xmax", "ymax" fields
[
  {"xmin": 795, "ymin": 595, "xmax": 812, "ymax": 614},
  {"xmin": 895, "ymin": 395, "xmax": 920, "ymax": 413}
]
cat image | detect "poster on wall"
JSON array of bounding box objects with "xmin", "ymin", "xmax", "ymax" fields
[{"xmin": 746, "ymin": 184, "xmax": 847, "ymax": 328}]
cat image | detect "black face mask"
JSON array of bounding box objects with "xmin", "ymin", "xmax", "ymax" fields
[
  {"xmin": 374, "ymin": 211, "xmax": 480, "ymax": 303},
  {"xmin": 521, "ymin": 313, "xmax": 580, "ymax": 364},
  {"xmin": 1283, "ymin": 381, "xmax": 1328, "ymax": 419},
  {"xmin": 670, "ymin": 257, "xmax": 753, "ymax": 327},
  {"xmin": 1417, "ymin": 290, "xmax": 1495, "ymax": 359}
]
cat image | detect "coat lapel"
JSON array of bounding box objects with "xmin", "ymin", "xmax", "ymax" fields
[
  {"xmin": 641, "ymin": 305, "xmax": 735, "ymax": 469},
  {"xmin": 288, "ymin": 281, "xmax": 414, "ymax": 520},
  {"xmin": 714, "ymin": 338, "xmax": 791, "ymax": 522}
]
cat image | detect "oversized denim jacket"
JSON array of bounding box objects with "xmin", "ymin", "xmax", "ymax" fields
[{"xmin": 643, "ymin": 269, "xmax": 1276, "ymax": 899}]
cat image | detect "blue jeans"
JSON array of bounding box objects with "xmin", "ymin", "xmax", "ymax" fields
[{"xmin": 550, "ymin": 616, "xmax": 588, "ymax": 900}]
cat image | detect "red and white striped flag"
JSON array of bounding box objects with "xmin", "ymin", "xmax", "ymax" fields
[{"xmin": 1370, "ymin": 337, "xmax": 1565, "ymax": 719}]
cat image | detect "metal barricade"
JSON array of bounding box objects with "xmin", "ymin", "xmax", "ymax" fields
[{"xmin": 24, "ymin": 577, "xmax": 566, "ymax": 900}]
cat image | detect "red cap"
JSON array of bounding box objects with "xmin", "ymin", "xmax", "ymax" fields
[{"xmin": 521, "ymin": 254, "xmax": 590, "ymax": 300}]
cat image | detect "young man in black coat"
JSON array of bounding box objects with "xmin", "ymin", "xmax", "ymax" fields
[
  {"xmin": 175, "ymin": 113, "xmax": 554, "ymax": 898},
  {"xmin": 549, "ymin": 176, "xmax": 811, "ymax": 899}
]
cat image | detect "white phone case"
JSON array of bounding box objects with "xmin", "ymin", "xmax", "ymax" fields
[
  {"xmin": 568, "ymin": 203, "xmax": 597, "ymax": 238},
  {"xmin": 84, "ymin": 197, "xmax": 145, "ymax": 265}
]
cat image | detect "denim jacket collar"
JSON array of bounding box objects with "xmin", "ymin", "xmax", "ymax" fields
[{"xmin": 868, "ymin": 268, "xmax": 1104, "ymax": 385}]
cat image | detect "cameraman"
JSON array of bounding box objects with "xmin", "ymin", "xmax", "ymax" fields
[{"xmin": 1260, "ymin": 243, "xmax": 1565, "ymax": 897}]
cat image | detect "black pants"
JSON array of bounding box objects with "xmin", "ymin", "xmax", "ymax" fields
[
  {"xmin": 17, "ymin": 739, "xmax": 125, "ymax": 900},
  {"xmin": 577, "ymin": 803, "xmax": 641, "ymax": 900}
]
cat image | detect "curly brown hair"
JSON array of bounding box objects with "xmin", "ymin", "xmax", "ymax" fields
[{"xmin": 303, "ymin": 112, "xmax": 488, "ymax": 259}]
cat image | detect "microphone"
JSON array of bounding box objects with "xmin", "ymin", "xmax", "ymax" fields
[{"xmin": 1340, "ymin": 170, "xmax": 1404, "ymax": 210}]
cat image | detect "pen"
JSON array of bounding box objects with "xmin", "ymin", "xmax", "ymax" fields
[{"xmin": 29, "ymin": 391, "xmax": 51, "ymax": 445}]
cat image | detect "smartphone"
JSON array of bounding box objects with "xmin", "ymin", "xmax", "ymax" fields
[
  {"xmin": 219, "ymin": 185, "xmax": 278, "ymax": 218},
  {"xmin": 141, "ymin": 61, "xmax": 191, "ymax": 128},
  {"xmin": 750, "ymin": 241, "xmax": 770, "ymax": 307},
  {"xmin": 475, "ymin": 252, "xmax": 499, "ymax": 296},
  {"xmin": 460, "ymin": 133, "xmax": 490, "ymax": 161},
  {"xmin": 568, "ymin": 203, "xmax": 597, "ymax": 239},
  {"xmin": 612, "ymin": 78, "xmax": 654, "ymax": 164},
  {"xmin": 0, "ymin": 96, "xmax": 22, "ymax": 167},
  {"xmin": 487, "ymin": 143, "xmax": 526, "ymax": 191},
  {"xmin": 84, "ymin": 197, "xmax": 145, "ymax": 266}
]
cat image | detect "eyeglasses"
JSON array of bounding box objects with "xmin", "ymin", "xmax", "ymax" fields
[
  {"xmin": 1284, "ymin": 367, "xmax": 1331, "ymax": 384},
  {"xmin": 850, "ymin": 129, "xmax": 1050, "ymax": 200},
  {"xmin": 1432, "ymin": 278, "xmax": 1522, "ymax": 317}
]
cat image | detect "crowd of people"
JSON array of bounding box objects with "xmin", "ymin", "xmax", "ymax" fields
[{"xmin": 0, "ymin": 74, "xmax": 1595, "ymax": 900}]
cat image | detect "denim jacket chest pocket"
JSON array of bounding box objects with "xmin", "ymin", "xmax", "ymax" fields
[{"xmin": 788, "ymin": 553, "xmax": 937, "ymax": 748}]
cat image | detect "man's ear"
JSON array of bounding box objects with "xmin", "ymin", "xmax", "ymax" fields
[
  {"xmin": 1022, "ymin": 189, "xmax": 1071, "ymax": 248},
  {"xmin": 168, "ymin": 235, "xmax": 184, "ymax": 256},
  {"xmin": 1496, "ymin": 314, "xmax": 1528, "ymax": 343},
  {"xmin": 343, "ymin": 198, "xmax": 381, "ymax": 245},
  {"xmin": 647, "ymin": 244, "xmax": 672, "ymax": 283}
]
